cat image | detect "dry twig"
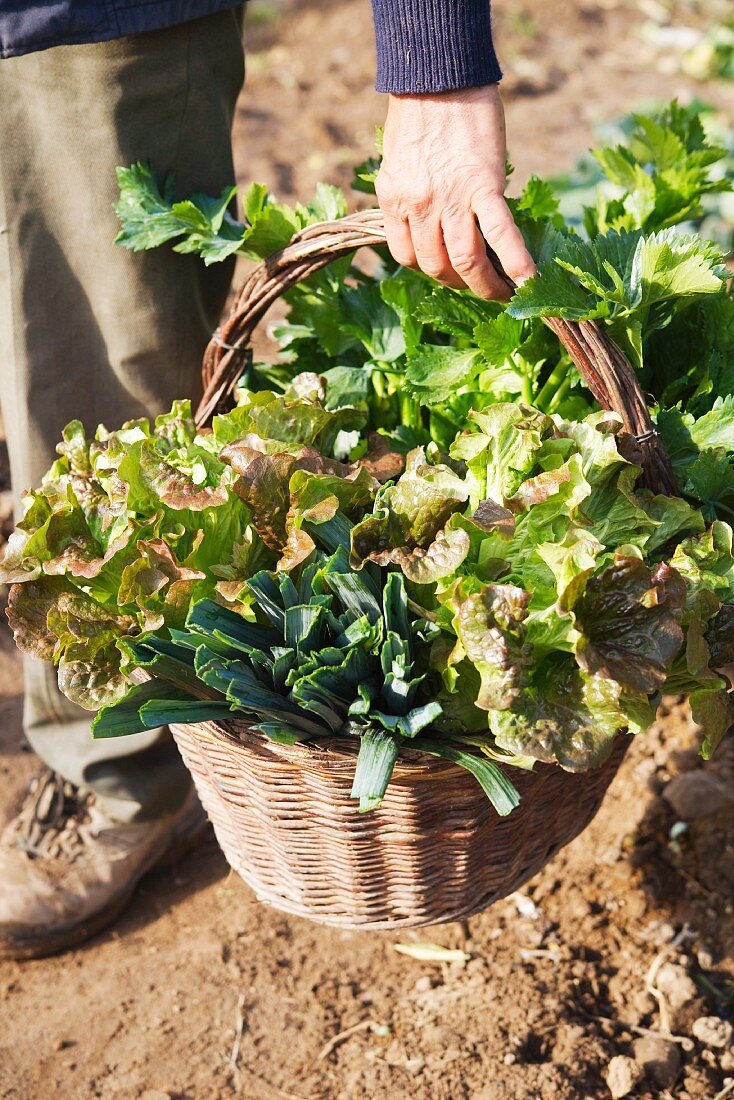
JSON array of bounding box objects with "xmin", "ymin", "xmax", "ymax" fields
[
  {"xmin": 584, "ymin": 1011, "xmax": 695, "ymax": 1052},
  {"xmin": 229, "ymin": 992, "xmax": 247, "ymax": 1074},
  {"xmin": 645, "ymin": 923, "xmax": 696, "ymax": 1037},
  {"xmin": 316, "ymin": 1019, "xmax": 380, "ymax": 1063}
]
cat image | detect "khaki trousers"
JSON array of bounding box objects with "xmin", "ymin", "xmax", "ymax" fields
[{"xmin": 0, "ymin": 11, "xmax": 245, "ymax": 820}]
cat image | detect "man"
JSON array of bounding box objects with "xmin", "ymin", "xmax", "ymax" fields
[{"xmin": 0, "ymin": 0, "xmax": 535, "ymax": 959}]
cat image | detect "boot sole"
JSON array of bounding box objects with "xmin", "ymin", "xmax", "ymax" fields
[{"xmin": 0, "ymin": 807, "xmax": 210, "ymax": 962}]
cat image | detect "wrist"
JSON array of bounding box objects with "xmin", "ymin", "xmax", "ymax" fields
[{"xmin": 388, "ymin": 84, "xmax": 500, "ymax": 106}]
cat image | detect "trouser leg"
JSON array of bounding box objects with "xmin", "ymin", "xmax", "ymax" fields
[{"xmin": 0, "ymin": 10, "xmax": 245, "ymax": 821}]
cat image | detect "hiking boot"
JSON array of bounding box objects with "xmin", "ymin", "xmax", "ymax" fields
[{"xmin": 0, "ymin": 770, "xmax": 208, "ymax": 960}]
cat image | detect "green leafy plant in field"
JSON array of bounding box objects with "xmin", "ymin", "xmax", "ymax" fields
[
  {"xmin": 682, "ymin": 21, "xmax": 734, "ymax": 83},
  {"xmin": 2, "ymin": 101, "xmax": 733, "ymax": 814}
]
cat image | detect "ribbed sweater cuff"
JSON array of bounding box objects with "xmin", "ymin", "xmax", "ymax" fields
[{"xmin": 371, "ymin": 0, "xmax": 502, "ymax": 95}]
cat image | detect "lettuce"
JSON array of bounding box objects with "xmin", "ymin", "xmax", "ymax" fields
[
  {"xmin": 344, "ymin": 404, "xmax": 730, "ymax": 765},
  {"xmin": 1, "ymin": 403, "xmax": 261, "ymax": 707}
]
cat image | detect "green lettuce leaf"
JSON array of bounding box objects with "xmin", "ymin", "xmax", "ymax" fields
[
  {"xmin": 450, "ymin": 403, "xmax": 553, "ymax": 505},
  {"xmin": 445, "ymin": 580, "xmax": 531, "ymax": 710},
  {"xmin": 489, "ymin": 659, "xmax": 628, "ymax": 771},
  {"xmin": 350, "ymin": 448, "xmax": 469, "ymax": 580}
]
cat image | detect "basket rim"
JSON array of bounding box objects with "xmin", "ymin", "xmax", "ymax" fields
[
  {"xmin": 172, "ymin": 713, "xmax": 631, "ymax": 783},
  {"xmin": 174, "ymin": 715, "xmax": 463, "ymax": 779}
]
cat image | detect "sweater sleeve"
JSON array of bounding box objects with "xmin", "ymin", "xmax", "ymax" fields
[{"xmin": 371, "ymin": 0, "xmax": 502, "ymax": 95}]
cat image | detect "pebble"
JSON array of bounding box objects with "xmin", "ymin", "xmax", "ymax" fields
[
  {"xmin": 630, "ymin": 990, "xmax": 657, "ymax": 1018},
  {"xmin": 510, "ymin": 892, "xmax": 540, "ymax": 920},
  {"xmin": 692, "ymin": 1016, "xmax": 734, "ymax": 1049},
  {"xmin": 606, "ymin": 1055, "xmax": 643, "ymax": 1098},
  {"xmin": 662, "ymin": 772, "xmax": 734, "ymax": 820},
  {"xmin": 720, "ymin": 1049, "xmax": 734, "ymax": 1071},
  {"xmin": 655, "ymin": 961, "xmax": 698, "ymax": 1010},
  {"xmin": 631, "ymin": 1036, "xmax": 681, "ymax": 1089},
  {"xmin": 643, "ymin": 919, "xmax": 676, "ymax": 945}
]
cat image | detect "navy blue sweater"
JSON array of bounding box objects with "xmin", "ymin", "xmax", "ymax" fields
[{"xmin": 0, "ymin": 1, "xmax": 501, "ymax": 93}]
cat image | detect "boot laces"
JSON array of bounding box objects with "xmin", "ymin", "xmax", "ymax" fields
[{"xmin": 14, "ymin": 769, "xmax": 93, "ymax": 861}]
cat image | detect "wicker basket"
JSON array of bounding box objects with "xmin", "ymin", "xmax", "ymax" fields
[
  {"xmin": 173, "ymin": 719, "xmax": 630, "ymax": 929},
  {"xmin": 168, "ymin": 209, "xmax": 675, "ymax": 929}
]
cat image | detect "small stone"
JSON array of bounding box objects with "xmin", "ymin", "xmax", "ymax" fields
[
  {"xmin": 655, "ymin": 961, "xmax": 698, "ymax": 1010},
  {"xmin": 385, "ymin": 1040, "xmax": 404, "ymax": 1065},
  {"xmin": 646, "ymin": 920, "xmax": 676, "ymax": 945},
  {"xmin": 662, "ymin": 772, "xmax": 734, "ymax": 820},
  {"xmin": 720, "ymin": 1049, "xmax": 734, "ymax": 1071},
  {"xmin": 692, "ymin": 1016, "xmax": 734, "ymax": 1049},
  {"xmin": 510, "ymin": 892, "xmax": 540, "ymax": 919},
  {"xmin": 504, "ymin": 1052, "xmax": 516, "ymax": 1065},
  {"xmin": 631, "ymin": 990, "xmax": 657, "ymax": 1018},
  {"xmin": 567, "ymin": 894, "xmax": 591, "ymax": 921},
  {"xmin": 632, "ymin": 1036, "xmax": 681, "ymax": 1089},
  {"xmin": 606, "ymin": 1055, "xmax": 643, "ymax": 1098}
]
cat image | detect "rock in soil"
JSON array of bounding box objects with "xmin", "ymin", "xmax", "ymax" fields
[
  {"xmin": 631, "ymin": 1036, "xmax": 681, "ymax": 1089},
  {"xmin": 692, "ymin": 1016, "xmax": 734, "ymax": 1048},
  {"xmin": 662, "ymin": 771, "xmax": 734, "ymax": 820},
  {"xmin": 605, "ymin": 1055, "xmax": 644, "ymax": 1098},
  {"xmin": 721, "ymin": 1049, "xmax": 734, "ymax": 1071},
  {"xmin": 654, "ymin": 961, "xmax": 698, "ymax": 1010}
]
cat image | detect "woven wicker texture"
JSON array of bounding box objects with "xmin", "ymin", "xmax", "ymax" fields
[
  {"xmin": 171, "ymin": 719, "xmax": 629, "ymax": 928},
  {"xmin": 170, "ymin": 210, "xmax": 670, "ymax": 928}
]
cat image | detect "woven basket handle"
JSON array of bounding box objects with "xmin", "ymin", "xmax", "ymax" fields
[{"xmin": 196, "ymin": 208, "xmax": 676, "ymax": 495}]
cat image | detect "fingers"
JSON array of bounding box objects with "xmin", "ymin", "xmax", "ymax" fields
[
  {"xmin": 378, "ymin": 179, "xmax": 535, "ymax": 298},
  {"xmin": 407, "ymin": 214, "xmax": 466, "ymax": 290},
  {"xmin": 382, "ymin": 210, "xmax": 418, "ymax": 270},
  {"xmin": 473, "ymin": 192, "xmax": 537, "ymax": 288},
  {"xmin": 442, "ymin": 213, "xmax": 511, "ymax": 300}
]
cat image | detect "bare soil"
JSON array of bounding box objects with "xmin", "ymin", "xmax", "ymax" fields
[{"xmin": 2, "ymin": 2, "xmax": 734, "ymax": 1098}]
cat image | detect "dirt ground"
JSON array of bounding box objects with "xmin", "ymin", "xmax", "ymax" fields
[{"xmin": 2, "ymin": 1, "xmax": 734, "ymax": 1098}]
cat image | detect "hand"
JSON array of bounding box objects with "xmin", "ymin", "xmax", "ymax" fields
[{"xmin": 376, "ymin": 85, "xmax": 536, "ymax": 300}]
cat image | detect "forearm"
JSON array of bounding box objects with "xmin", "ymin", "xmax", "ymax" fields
[
  {"xmin": 370, "ymin": 0, "xmax": 501, "ymax": 94},
  {"xmin": 371, "ymin": 2, "xmax": 533, "ymax": 298}
]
